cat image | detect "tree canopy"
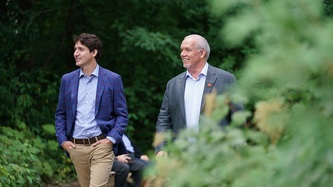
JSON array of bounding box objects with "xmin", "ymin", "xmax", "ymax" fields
[
  {"xmin": 1, "ymin": 0, "xmax": 333, "ymax": 186},
  {"xmin": 1, "ymin": 0, "xmax": 248, "ymax": 150}
]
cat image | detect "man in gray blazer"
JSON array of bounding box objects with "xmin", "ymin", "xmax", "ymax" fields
[{"xmin": 155, "ymin": 34, "xmax": 243, "ymax": 156}]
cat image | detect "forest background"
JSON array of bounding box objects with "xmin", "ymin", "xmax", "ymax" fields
[{"xmin": 1, "ymin": 0, "xmax": 333, "ymax": 186}]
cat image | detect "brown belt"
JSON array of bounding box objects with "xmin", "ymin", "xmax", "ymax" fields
[{"xmin": 71, "ymin": 135, "xmax": 106, "ymax": 145}]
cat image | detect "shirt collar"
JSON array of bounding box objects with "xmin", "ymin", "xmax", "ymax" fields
[
  {"xmin": 186, "ymin": 62, "xmax": 208, "ymax": 79},
  {"xmin": 79, "ymin": 64, "xmax": 99, "ymax": 78}
]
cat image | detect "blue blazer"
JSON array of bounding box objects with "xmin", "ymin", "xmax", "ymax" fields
[{"xmin": 55, "ymin": 65, "xmax": 128, "ymax": 155}]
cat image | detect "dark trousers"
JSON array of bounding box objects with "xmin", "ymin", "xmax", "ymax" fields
[{"xmin": 112, "ymin": 154, "xmax": 148, "ymax": 187}]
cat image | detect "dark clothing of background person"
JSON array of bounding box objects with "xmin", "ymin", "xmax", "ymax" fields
[{"xmin": 113, "ymin": 134, "xmax": 149, "ymax": 187}]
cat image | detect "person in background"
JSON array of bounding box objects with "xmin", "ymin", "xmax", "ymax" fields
[
  {"xmin": 155, "ymin": 34, "xmax": 244, "ymax": 156},
  {"xmin": 112, "ymin": 134, "xmax": 149, "ymax": 187},
  {"xmin": 55, "ymin": 33, "xmax": 128, "ymax": 187}
]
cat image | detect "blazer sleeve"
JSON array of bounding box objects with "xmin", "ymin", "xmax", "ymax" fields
[
  {"xmin": 155, "ymin": 80, "xmax": 174, "ymax": 153},
  {"xmin": 55, "ymin": 74, "xmax": 70, "ymax": 147},
  {"xmin": 106, "ymin": 74, "xmax": 128, "ymax": 143}
]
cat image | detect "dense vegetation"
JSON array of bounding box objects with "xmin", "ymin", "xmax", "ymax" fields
[
  {"xmin": 145, "ymin": 0, "xmax": 333, "ymax": 186},
  {"xmin": 0, "ymin": 0, "xmax": 332, "ymax": 186}
]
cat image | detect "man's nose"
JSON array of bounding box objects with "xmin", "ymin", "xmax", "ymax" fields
[{"xmin": 180, "ymin": 50, "xmax": 185, "ymax": 57}]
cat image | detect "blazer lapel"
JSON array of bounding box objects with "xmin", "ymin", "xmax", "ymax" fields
[
  {"xmin": 201, "ymin": 65, "xmax": 217, "ymax": 111},
  {"xmin": 95, "ymin": 67, "xmax": 106, "ymax": 115},
  {"xmin": 177, "ymin": 72, "xmax": 187, "ymax": 123},
  {"xmin": 71, "ymin": 70, "xmax": 80, "ymax": 117}
]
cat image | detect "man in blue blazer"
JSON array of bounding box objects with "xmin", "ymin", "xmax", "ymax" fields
[
  {"xmin": 55, "ymin": 33, "xmax": 128, "ymax": 187},
  {"xmin": 155, "ymin": 34, "xmax": 243, "ymax": 156}
]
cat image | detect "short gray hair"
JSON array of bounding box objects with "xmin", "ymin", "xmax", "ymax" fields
[{"xmin": 184, "ymin": 34, "xmax": 210, "ymax": 60}]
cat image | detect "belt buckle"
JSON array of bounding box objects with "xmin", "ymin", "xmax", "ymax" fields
[{"xmin": 84, "ymin": 138, "xmax": 91, "ymax": 146}]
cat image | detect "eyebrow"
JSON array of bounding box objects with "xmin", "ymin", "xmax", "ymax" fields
[
  {"xmin": 180, "ymin": 47, "xmax": 192, "ymax": 50},
  {"xmin": 74, "ymin": 46, "xmax": 84, "ymax": 50}
]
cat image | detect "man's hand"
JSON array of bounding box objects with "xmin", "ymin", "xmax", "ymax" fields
[
  {"xmin": 61, "ymin": 141, "xmax": 76, "ymax": 152},
  {"xmin": 156, "ymin": 151, "xmax": 167, "ymax": 157},
  {"xmin": 140, "ymin": 155, "xmax": 150, "ymax": 161},
  {"xmin": 92, "ymin": 138, "xmax": 113, "ymax": 147},
  {"xmin": 116, "ymin": 154, "xmax": 132, "ymax": 163}
]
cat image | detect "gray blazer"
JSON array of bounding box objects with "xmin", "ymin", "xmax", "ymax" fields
[{"xmin": 155, "ymin": 64, "xmax": 243, "ymax": 153}]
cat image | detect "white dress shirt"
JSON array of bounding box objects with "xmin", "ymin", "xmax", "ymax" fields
[{"xmin": 184, "ymin": 63, "xmax": 208, "ymax": 132}]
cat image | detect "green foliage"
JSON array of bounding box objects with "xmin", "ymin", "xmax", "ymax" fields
[
  {"xmin": 0, "ymin": 0, "xmax": 60, "ymax": 133},
  {"xmin": 103, "ymin": 0, "xmax": 249, "ymax": 149},
  {"xmin": 145, "ymin": 0, "xmax": 333, "ymax": 186},
  {"xmin": 7, "ymin": 0, "xmax": 332, "ymax": 185},
  {"xmin": 0, "ymin": 67, "xmax": 60, "ymax": 134},
  {"xmin": 1, "ymin": 0, "xmax": 251, "ymax": 154},
  {"xmin": 0, "ymin": 122, "xmax": 42, "ymax": 186},
  {"xmin": 0, "ymin": 122, "xmax": 76, "ymax": 186}
]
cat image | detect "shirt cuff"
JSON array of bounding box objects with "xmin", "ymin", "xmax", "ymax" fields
[{"xmin": 107, "ymin": 136, "xmax": 116, "ymax": 144}]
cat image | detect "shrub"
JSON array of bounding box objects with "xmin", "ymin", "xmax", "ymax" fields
[
  {"xmin": 0, "ymin": 121, "xmax": 76, "ymax": 186},
  {"xmin": 0, "ymin": 122, "xmax": 42, "ymax": 186},
  {"xmin": 145, "ymin": 0, "xmax": 333, "ymax": 186}
]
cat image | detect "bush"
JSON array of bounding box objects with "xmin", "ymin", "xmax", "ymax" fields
[
  {"xmin": 0, "ymin": 121, "xmax": 76, "ymax": 186},
  {"xmin": 0, "ymin": 122, "xmax": 42, "ymax": 186},
  {"xmin": 145, "ymin": 0, "xmax": 333, "ymax": 186}
]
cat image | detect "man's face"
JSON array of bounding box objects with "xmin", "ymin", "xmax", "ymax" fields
[
  {"xmin": 73, "ymin": 41, "xmax": 96, "ymax": 67},
  {"xmin": 180, "ymin": 37, "xmax": 202, "ymax": 69}
]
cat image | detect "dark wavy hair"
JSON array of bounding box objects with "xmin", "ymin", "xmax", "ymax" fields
[{"xmin": 73, "ymin": 33, "xmax": 103, "ymax": 61}]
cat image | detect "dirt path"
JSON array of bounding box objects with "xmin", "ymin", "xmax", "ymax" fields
[
  {"xmin": 44, "ymin": 180, "xmax": 80, "ymax": 187},
  {"xmin": 45, "ymin": 174, "xmax": 115, "ymax": 187}
]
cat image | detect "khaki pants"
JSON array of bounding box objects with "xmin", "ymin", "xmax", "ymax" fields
[{"xmin": 69, "ymin": 143, "xmax": 114, "ymax": 187}]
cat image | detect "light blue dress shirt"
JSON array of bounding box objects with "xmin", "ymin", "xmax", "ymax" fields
[
  {"xmin": 73, "ymin": 65, "xmax": 116, "ymax": 143},
  {"xmin": 73, "ymin": 65, "xmax": 101, "ymax": 139},
  {"xmin": 122, "ymin": 134, "xmax": 135, "ymax": 153}
]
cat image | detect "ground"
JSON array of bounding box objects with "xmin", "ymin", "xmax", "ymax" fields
[{"xmin": 44, "ymin": 180, "xmax": 80, "ymax": 187}]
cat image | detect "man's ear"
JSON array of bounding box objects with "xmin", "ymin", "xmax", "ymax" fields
[
  {"xmin": 92, "ymin": 49, "xmax": 98, "ymax": 57},
  {"xmin": 200, "ymin": 50, "xmax": 206, "ymax": 59}
]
